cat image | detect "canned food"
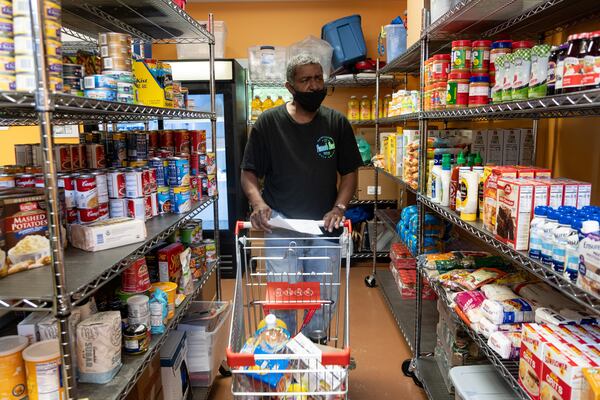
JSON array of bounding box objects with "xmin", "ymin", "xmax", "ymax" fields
[
  {"xmin": 180, "ymin": 224, "xmax": 195, "ymax": 245},
  {"xmin": 190, "ymin": 175, "xmax": 199, "ymax": 201},
  {"xmin": 98, "ymin": 32, "xmax": 132, "ymax": 47},
  {"xmin": 207, "ymin": 174, "xmax": 217, "ymax": 196},
  {"xmin": 85, "ymin": 144, "xmax": 106, "ymax": 169},
  {"xmin": 12, "ymin": 16, "xmax": 29, "ymax": 35},
  {"xmin": 158, "ymin": 147, "xmax": 174, "ymax": 158},
  {"xmin": 204, "ymin": 238, "xmax": 217, "ymax": 262},
  {"xmin": 110, "ymin": 132, "xmax": 127, "ymax": 166},
  {"xmin": 107, "ymin": 70, "xmax": 135, "ymax": 83},
  {"xmin": 122, "ymin": 257, "xmax": 151, "ymax": 293},
  {"xmin": 117, "ymin": 93, "xmax": 135, "ymax": 104},
  {"xmin": 148, "ymin": 158, "xmax": 165, "ymax": 187},
  {"xmin": 91, "ymin": 170, "xmax": 109, "ymax": 203},
  {"xmin": 54, "ymin": 145, "xmax": 71, "ymax": 172},
  {"xmin": 0, "ymin": 71, "xmax": 15, "ymax": 91},
  {"xmin": 0, "ymin": 33, "xmax": 12, "ymax": 53},
  {"xmin": 190, "ymin": 130, "xmax": 206, "ymax": 153},
  {"xmin": 98, "ymin": 202, "xmax": 109, "ymax": 220},
  {"xmin": 189, "ymin": 152, "xmax": 199, "ymax": 176},
  {"xmin": 15, "ymin": 54, "xmax": 33, "ymax": 73},
  {"xmin": 84, "ymin": 89, "xmax": 116, "ymax": 101},
  {"xmin": 0, "ymin": 54, "xmax": 13, "ymax": 74},
  {"xmin": 46, "ymin": 38, "xmax": 61, "ymax": 57},
  {"xmin": 148, "ymin": 130, "xmax": 159, "ymax": 149},
  {"xmin": 66, "ymin": 208, "xmax": 77, "ymax": 223},
  {"xmin": 13, "ymin": 35, "xmax": 33, "ymax": 56},
  {"xmin": 48, "ymin": 74, "xmax": 62, "ymax": 93},
  {"xmin": 76, "ymin": 174, "xmax": 99, "ymax": 210},
  {"xmin": 69, "ymin": 144, "xmax": 81, "ymax": 170},
  {"xmin": 147, "ymin": 167, "xmax": 157, "ymax": 192},
  {"xmin": 1, "ymin": 165, "xmax": 23, "ymax": 174},
  {"xmin": 200, "ymin": 173, "xmax": 208, "ymax": 197},
  {"xmin": 47, "ymin": 56, "xmax": 62, "ymax": 73},
  {"xmin": 44, "ymin": 19, "xmax": 61, "ymax": 38},
  {"xmin": 169, "ymin": 185, "xmax": 191, "ymax": 214},
  {"xmin": 206, "ymin": 152, "xmax": 216, "ymax": 174},
  {"xmin": 83, "ymin": 74, "xmax": 117, "ymax": 90},
  {"xmin": 127, "ymin": 131, "xmax": 148, "ymax": 161},
  {"xmin": 15, "ymin": 71, "xmax": 34, "ymax": 91},
  {"xmin": 167, "ymin": 157, "xmax": 189, "ymax": 186},
  {"xmin": 44, "ymin": 1, "xmax": 61, "ymax": 21},
  {"xmin": 100, "ymin": 44, "xmax": 131, "ymax": 58},
  {"xmin": 176, "ymin": 152, "xmax": 189, "ymax": 160},
  {"xmin": 174, "ymin": 130, "xmax": 190, "ymax": 154},
  {"xmin": 125, "ymin": 168, "xmax": 144, "ymax": 198},
  {"xmin": 25, "ymin": 166, "xmax": 42, "ymax": 174},
  {"xmin": 160, "ymin": 130, "xmax": 174, "ymax": 148},
  {"xmin": 0, "ymin": 173, "xmax": 15, "ymax": 188},
  {"xmin": 107, "ymin": 169, "xmax": 125, "ymax": 198},
  {"xmin": 157, "ymin": 186, "xmax": 170, "ymax": 214},
  {"xmin": 63, "ymin": 63, "xmax": 83, "ymax": 77},
  {"xmin": 78, "ymin": 206, "xmax": 99, "ymax": 224},
  {"xmin": 128, "ymin": 160, "xmax": 147, "ymax": 168},
  {"xmin": 123, "ymin": 324, "xmax": 150, "ymax": 355},
  {"xmin": 102, "ymin": 56, "xmax": 131, "ymax": 71},
  {"xmin": 141, "ymin": 168, "xmax": 151, "ymax": 196},
  {"xmin": 127, "ymin": 197, "xmax": 145, "ymax": 221},
  {"xmin": 109, "ymin": 198, "xmax": 127, "ymax": 217},
  {"xmin": 150, "ymin": 192, "xmax": 158, "ymax": 217},
  {"xmin": 57, "ymin": 173, "xmax": 75, "ymax": 209},
  {"xmin": 15, "ymin": 173, "xmax": 35, "ymax": 188},
  {"xmin": 144, "ymin": 194, "xmax": 152, "ymax": 220},
  {"xmin": 34, "ymin": 173, "xmax": 44, "ymax": 188},
  {"xmin": 0, "ymin": 19, "xmax": 11, "ymax": 38},
  {"xmin": 11, "ymin": 0, "xmax": 28, "ymax": 16},
  {"xmin": 0, "ymin": 3, "xmax": 12, "ymax": 19},
  {"xmin": 14, "ymin": 144, "xmax": 33, "ymax": 166}
]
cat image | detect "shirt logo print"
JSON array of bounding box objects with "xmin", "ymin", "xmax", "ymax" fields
[{"xmin": 315, "ymin": 136, "xmax": 335, "ymax": 159}]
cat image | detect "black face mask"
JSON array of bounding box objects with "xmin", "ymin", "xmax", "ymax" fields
[{"xmin": 292, "ymin": 88, "xmax": 327, "ymax": 112}]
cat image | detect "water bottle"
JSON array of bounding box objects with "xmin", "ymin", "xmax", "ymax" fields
[
  {"xmin": 551, "ymin": 214, "xmax": 573, "ymax": 273},
  {"xmin": 564, "ymin": 218, "xmax": 583, "ymax": 282},
  {"xmin": 256, "ymin": 314, "xmax": 290, "ymax": 354},
  {"xmin": 529, "ymin": 206, "xmax": 548, "ymax": 260},
  {"xmin": 541, "ymin": 210, "xmax": 560, "ymax": 265}
]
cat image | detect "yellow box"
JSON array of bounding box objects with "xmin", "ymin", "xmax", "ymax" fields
[
  {"xmin": 388, "ymin": 134, "xmax": 396, "ymax": 174},
  {"xmin": 583, "ymin": 368, "xmax": 600, "ymax": 400},
  {"xmin": 133, "ymin": 60, "xmax": 173, "ymax": 108}
]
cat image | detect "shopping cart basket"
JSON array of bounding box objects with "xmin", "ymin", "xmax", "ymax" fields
[{"xmin": 227, "ymin": 220, "xmax": 352, "ymax": 398}]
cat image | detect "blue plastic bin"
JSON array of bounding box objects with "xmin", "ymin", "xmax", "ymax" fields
[{"xmin": 321, "ymin": 15, "xmax": 367, "ymax": 69}]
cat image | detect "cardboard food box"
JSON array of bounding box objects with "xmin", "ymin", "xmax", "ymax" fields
[
  {"xmin": 502, "ymin": 129, "xmax": 521, "ymax": 166},
  {"xmin": 471, "ymin": 130, "xmax": 488, "ymax": 163},
  {"xmin": 355, "ymin": 166, "xmax": 397, "ymax": 201},
  {"xmin": 158, "ymin": 243, "xmax": 184, "ymax": 283},
  {"xmin": 526, "ymin": 179, "xmax": 551, "ymax": 211},
  {"xmin": 536, "ymin": 179, "xmax": 565, "ymax": 209},
  {"xmin": 126, "ymin": 353, "xmax": 164, "ymax": 400},
  {"xmin": 486, "ymin": 130, "xmax": 504, "ymax": 165},
  {"xmin": 133, "ymin": 60, "xmax": 173, "ymax": 108},
  {"xmin": 70, "ymin": 217, "xmax": 147, "ymax": 252},
  {"xmin": 495, "ymin": 178, "xmax": 533, "ymax": 250},
  {"xmin": 482, "ymin": 166, "xmax": 518, "ymax": 232},
  {"xmin": 519, "ymin": 129, "xmax": 535, "ymax": 165}
]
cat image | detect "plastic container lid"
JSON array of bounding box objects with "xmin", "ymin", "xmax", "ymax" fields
[
  {"xmin": 582, "ymin": 220, "xmax": 600, "ymax": 234},
  {"xmin": 558, "ymin": 206, "xmax": 577, "ymax": 214},
  {"xmin": 568, "ymin": 33, "xmax": 589, "ymax": 41},
  {"xmin": 473, "ymin": 40, "xmax": 492, "ymax": 47},
  {"xmin": 559, "ymin": 215, "xmax": 573, "ymax": 225},
  {"xmin": 571, "ymin": 218, "xmax": 584, "ymax": 230},
  {"xmin": 590, "ymin": 31, "xmax": 600, "ymax": 38},
  {"xmin": 22, "ymin": 339, "xmax": 60, "ymax": 362},
  {"xmin": 127, "ymin": 294, "xmax": 149, "ymax": 306},
  {"xmin": 512, "ymin": 40, "xmax": 535, "ymax": 49},
  {"xmin": 534, "ymin": 206, "xmax": 547, "ymax": 217},
  {"xmin": 449, "ymin": 71, "xmax": 471, "ymax": 80},
  {"xmin": 470, "ymin": 74, "xmax": 490, "ymax": 83},
  {"xmin": 491, "ymin": 40, "xmax": 512, "ymax": 49},
  {"xmin": 0, "ymin": 335, "xmax": 28, "ymax": 357},
  {"xmin": 265, "ymin": 313, "xmax": 277, "ymax": 329},
  {"xmin": 547, "ymin": 210, "xmax": 559, "ymax": 221},
  {"xmin": 433, "ymin": 54, "xmax": 451, "ymax": 61},
  {"xmin": 450, "ymin": 365, "xmax": 515, "ymax": 400},
  {"xmin": 452, "ymin": 40, "xmax": 472, "ymax": 47}
]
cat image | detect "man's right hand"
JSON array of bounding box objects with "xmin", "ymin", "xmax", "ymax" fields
[{"xmin": 250, "ymin": 201, "xmax": 272, "ymax": 232}]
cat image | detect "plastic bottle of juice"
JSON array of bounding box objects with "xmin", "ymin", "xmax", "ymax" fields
[
  {"xmin": 251, "ymin": 96, "xmax": 263, "ymax": 120},
  {"xmin": 274, "ymin": 95, "xmax": 285, "ymax": 107},
  {"xmin": 371, "ymin": 95, "xmax": 382, "ymax": 120},
  {"xmin": 360, "ymin": 95, "xmax": 371, "ymax": 121},
  {"xmin": 347, "ymin": 96, "xmax": 360, "ymax": 121},
  {"xmin": 256, "ymin": 314, "xmax": 290, "ymax": 353},
  {"xmin": 262, "ymin": 95, "xmax": 274, "ymax": 112}
]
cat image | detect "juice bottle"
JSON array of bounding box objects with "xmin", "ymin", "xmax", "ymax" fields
[
  {"xmin": 347, "ymin": 96, "xmax": 360, "ymax": 120},
  {"xmin": 274, "ymin": 95, "xmax": 285, "ymax": 107},
  {"xmin": 371, "ymin": 96, "xmax": 382, "ymax": 120},
  {"xmin": 262, "ymin": 95, "xmax": 274, "ymax": 112},
  {"xmin": 384, "ymin": 94, "xmax": 392, "ymax": 117},
  {"xmin": 359, "ymin": 95, "xmax": 371, "ymax": 121},
  {"xmin": 251, "ymin": 96, "xmax": 263, "ymax": 120}
]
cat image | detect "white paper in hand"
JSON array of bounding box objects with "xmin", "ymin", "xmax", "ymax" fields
[{"xmin": 269, "ymin": 216, "xmax": 323, "ymax": 236}]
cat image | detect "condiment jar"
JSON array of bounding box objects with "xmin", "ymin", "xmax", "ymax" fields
[
  {"xmin": 583, "ymin": 31, "xmax": 600, "ymax": 89},
  {"xmin": 469, "ymin": 73, "xmax": 490, "ymax": 107},
  {"xmin": 446, "ymin": 71, "xmax": 470, "ymax": 108},
  {"xmin": 555, "ymin": 42, "xmax": 570, "ymax": 94},
  {"xmin": 511, "ymin": 41, "xmax": 535, "ymax": 100},
  {"xmin": 451, "ymin": 40, "xmax": 472, "ymax": 72},
  {"xmin": 490, "ymin": 40, "xmax": 512, "ymax": 73},
  {"xmin": 123, "ymin": 324, "xmax": 150, "ymax": 355},
  {"xmin": 471, "ymin": 40, "xmax": 492, "ymax": 72},
  {"xmin": 432, "ymin": 54, "xmax": 451, "ymax": 83},
  {"xmin": 547, "ymin": 45, "xmax": 560, "ymax": 95},
  {"xmin": 562, "ymin": 33, "xmax": 588, "ymax": 93},
  {"xmin": 434, "ymin": 82, "xmax": 447, "ymax": 110}
]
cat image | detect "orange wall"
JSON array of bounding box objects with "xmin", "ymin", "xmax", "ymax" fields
[{"xmin": 0, "ymin": 127, "xmax": 78, "ymax": 165}]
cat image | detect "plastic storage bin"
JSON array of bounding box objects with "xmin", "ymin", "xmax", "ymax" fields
[
  {"xmin": 177, "ymin": 301, "xmax": 231, "ymax": 387},
  {"xmin": 449, "ymin": 365, "xmax": 515, "ymax": 400},
  {"xmin": 321, "ymin": 15, "xmax": 367, "ymax": 69},
  {"xmin": 287, "ymin": 35, "xmax": 334, "ymax": 80},
  {"xmin": 176, "ymin": 21, "xmax": 227, "ymax": 59},
  {"xmin": 385, "ymin": 23, "xmax": 407, "ymax": 63},
  {"xmin": 248, "ymin": 45, "xmax": 287, "ymax": 82}
]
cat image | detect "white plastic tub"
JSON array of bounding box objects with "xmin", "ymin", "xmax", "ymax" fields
[
  {"xmin": 449, "ymin": 365, "xmax": 515, "ymax": 400},
  {"xmin": 176, "ymin": 21, "xmax": 227, "ymax": 59},
  {"xmin": 248, "ymin": 45, "xmax": 287, "ymax": 82}
]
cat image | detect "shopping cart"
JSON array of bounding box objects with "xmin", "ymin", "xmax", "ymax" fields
[{"xmin": 227, "ymin": 220, "xmax": 352, "ymax": 398}]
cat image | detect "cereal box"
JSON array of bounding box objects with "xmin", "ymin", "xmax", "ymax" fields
[
  {"xmin": 158, "ymin": 242, "xmax": 184, "ymax": 283},
  {"xmin": 495, "ymin": 178, "xmax": 533, "ymax": 250}
]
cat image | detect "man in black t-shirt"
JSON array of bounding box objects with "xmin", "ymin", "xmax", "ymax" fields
[{"xmin": 241, "ymin": 54, "xmax": 363, "ymax": 340}]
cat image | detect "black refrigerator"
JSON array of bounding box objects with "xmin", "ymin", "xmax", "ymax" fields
[{"xmin": 163, "ymin": 59, "xmax": 248, "ymax": 277}]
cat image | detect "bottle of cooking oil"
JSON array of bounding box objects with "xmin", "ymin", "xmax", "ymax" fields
[
  {"xmin": 262, "ymin": 95, "xmax": 274, "ymax": 112},
  {"xmin": 360, "ymin": 95, "xmax": 371, "ymax": 121},
  {"xmin": 274, "ymin": 95, "xmax": 285, "ymax": 107},
  {"xmin": 347, "ymin": 96, "xmax": 360, "ymax": 121},
  {"xmin": 251, "ymin": 95, "xmax": 263, "ymax": 120}
]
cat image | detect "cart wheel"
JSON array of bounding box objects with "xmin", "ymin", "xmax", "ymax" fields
[
  {"xmin": 219, "ymin": 363, "xmax": 232, "ymax": 377},
  {"xmin": 412, "ymin": 375, "xmax": 424, "ymax": 388},
  {"xmin": 401, "ymin": 359, "xmax": 414, "ymax": 377},
  {"xmin": 364, "ymin": 275, "xmax": 377, "ymax": 288}
]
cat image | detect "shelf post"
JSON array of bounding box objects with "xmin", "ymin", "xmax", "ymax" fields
[
  {"xmin": 28, "ymin": 0, "xmax": 76, "ymax": 397},
  {"xmin": 208, "ymin": 13, "xmax": 221, "ymax": 300},
  {"xmin": 371, "ymin": 56, "xmax": 381, "ymax": 275}
]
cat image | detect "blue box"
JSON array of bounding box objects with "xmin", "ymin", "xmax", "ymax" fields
[{"xmin": 321, "ymin": 15, "xmax": 367, "ymax": 69}]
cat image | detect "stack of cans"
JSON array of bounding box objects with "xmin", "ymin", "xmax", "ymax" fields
[
  {"xmin": 98, "ymin": 32, "xmax": 135, "ymax": 104},
  {"xmin": 0, "ymin": 0, "xmax": 15, "ymax": 91},
  {"xmin": 63, "ymin": 63, "xmax": 83, "ymax": 96},
  {"xmin": 13, "ymin": 0, "xmax": 62, "ymax": 92}
]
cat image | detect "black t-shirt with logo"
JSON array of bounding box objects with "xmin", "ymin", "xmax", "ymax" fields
[{"xmin": 241, "ymin": 104, "xmax": 363, "ymax": 220}]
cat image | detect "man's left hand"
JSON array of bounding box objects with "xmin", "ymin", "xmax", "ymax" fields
[{"xmin": 323, "ymin": 207, "xmax": 345, "ymax": 233}]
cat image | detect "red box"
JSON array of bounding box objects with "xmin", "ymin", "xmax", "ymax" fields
[
  {"xmin": 515, "ymin": 166, "xmax": 536, "ymax": 179},
  {"xmin": 390, "ymin": 265, "xmax": 436, "ymax": 300},
  {"xmin": 495, "ymin": 178, "xmax": 534, "ymax": 250},
  {"xmin": 532, "ymin": 167, "xmax": 552, "ymax": 179},
  {"xmin": 158, "ymin": 243, "xmax": 184, "ymax": 283},
  {"xmin": 536, "ymin": 179, "xmax": 565, "ymax": 208},
  {"xmin": 390, "ymin": 242, "xmax": 412, "ymax": 262},
  {"xmin": 525, "ymin": 179, "xmax": 550, "ymax": 211}
]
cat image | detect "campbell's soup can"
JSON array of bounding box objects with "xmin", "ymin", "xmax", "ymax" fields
[
  {"xmin": 86, "ymin": 143, "xmax": 106, "ymax": 169},
  {"xmin": 0, "ymin": 173, "xmax": 16, "ymax": 188},
  {"xmin": 107, "ymin": 169, "xmax": 126, "ymax": 198},
  {"xmin": 158, "ymin": 147, "xmax": 174, "ymax": 158},
  {"xmin": 109, "ymin": 198, "xmax": 127, "ymax": 217},
  {"xmin": 75, "ymin": 174, "xmax": 99, "ymax": 210},
  {"xmin": 127, "ymin": 131, "xmax": 148, "ymax": 161},
  {"xmin": 66, "ymin": 208, "xmax": 78, "ymax": 223},
  {"xmin": 70, "ymin": 144, "xmax": 81, "ymax": 170},
  {"xmin": 190, "ymin": 176, "xmax": 200, "ymax": 201},
  {"xmin": 91, "ymin": 170, "xmax": 109, "ymax": 203},
  {"xmin": 148, "ymin": 130, "xmax": 159, "ymax": 150},
  {"xmin": 78, "ymin": 144, "xmax": 87, "ymax": 169},
  {"xmin": 54, "ymin": 145, "xmax": 72, "ymax": 172},
  {"xmin": 141, "ymin": 168, "xmax": 151, "ymax": 196},
  {"xmin": 150, "ymin": 192, "xmax": 158, "ymax": 216},
  {"xmin": 190, "ymin": 130, "xmax": 206, "ymax": 153},
  {"xmin": 34, "ymin": 173, "xmax": 45, "ymax": 188},
  {"xmin": 78, "ymin": 205, "xmax": 99, "ymax": 224},
  {"xmin": 58, "ymin": 173, "xmax": 76, "ymax": 209},
  {"xmin": 127, "ymin": 197, "xmax": 145, "ymax": 221},
  {"xmin": 174, "ymin": 130, "xmax": 190, "ymax": 154},
  {"xmin": 15, "ymin": 173, "xmax": 35, "ymax": 188},
  {"xmin": 148, "ymin": 157, "xmax": 166, "ymax": 187},
  {"xmin": 125, "ymin": 168, "xmax": 144, "ymax": 198},
  {"xmin": 121, "ymin": 256, "xmax": 151, "ymax": 293},
  {"xmin": 157, "ymin": 187, "xmax": 170, "ymax": 214},
  {"xmin": 206, "ymin": 152, "xmax": 216, "ymax": 174},
  {"xmin": 144, "ymin": 194, "xmax": 152, "ymax": 220},
  {"xmin": 160, "ymin": 130, "xmax": 174, "ymax": 148},
  {"xmin": 190, "ymin": 152, "xmax": 200, "ymax": 176},
  {"xmin": 98, "ymin": 202, "xmax": 109, "ymax": 220}
]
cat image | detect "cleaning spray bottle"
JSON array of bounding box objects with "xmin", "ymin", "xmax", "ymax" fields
[
  {"xmin": 440, "ymin": 154, "xmax": 452, "ymax": 207},
  {"xmin": 450, "ymin": 152, "xmax": 466, "ymax": 211}
]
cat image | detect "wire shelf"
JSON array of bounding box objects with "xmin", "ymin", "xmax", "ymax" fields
[
  {"xmin": 348, "ymin": 199, "xmax": 397, "ymax": 206},
  {"xmin": 418, "ymin": 195, "xmax": 600, "ymax": 315},
  {"xmin": 379, "ymin": 41, "xmax": 422, "ymax": 74},
  {"xmin": 378, "ymin": 113, "xmax": 422, "ymax": 123},
  {"xmin": 351, "ymin": 251, "xmax": 389, "ymax": 259},
  {"xmin": 376, "ymin": 168, "xmax": 418, "ymax": 195}
]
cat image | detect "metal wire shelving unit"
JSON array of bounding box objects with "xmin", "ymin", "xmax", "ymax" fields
[
  {"xmin": 367, "ymin": 0, "xmax": 600, "ymax": 398},
  {"xmin": 0, "ymin": 1, "xmax": 222, "ymax": 399}
]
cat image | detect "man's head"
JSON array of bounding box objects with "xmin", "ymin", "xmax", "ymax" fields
[{"xmin": 285, "ymin": 54, "xmax": 327, "ymax": 113}]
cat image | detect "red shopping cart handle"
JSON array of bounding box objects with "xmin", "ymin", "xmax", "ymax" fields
[
  {"xmin": 226, "ymin": 346, "xmax": 351, "ymax": 367},
  {"xmin": 235, "ymin": 220, "xmax": 352, "ymax": 235}
]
